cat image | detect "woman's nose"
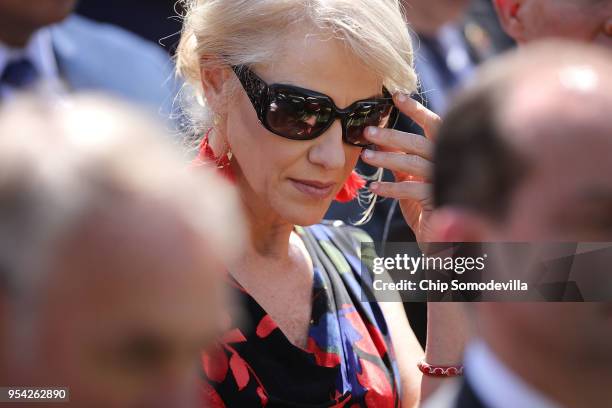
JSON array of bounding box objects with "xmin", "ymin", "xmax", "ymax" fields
[{"xmin": 308, "ymin": 120, "xmax": 346, "ymax": 170}]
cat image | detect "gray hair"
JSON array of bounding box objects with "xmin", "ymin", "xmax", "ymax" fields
[{"xmin": 0, "ymin": 94, "xmax": 244, "ymax": 301}]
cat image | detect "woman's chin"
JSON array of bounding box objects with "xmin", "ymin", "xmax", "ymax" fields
[
  {"xmin": 292, "ymin": 217, "xmax": 325, "ymax": 227},
  {"xmin": 278, "ymin": 202, "xmax": 330, "ymax": 227},
  {"xmin": 288, "ymin": 211, "xmax": 328, "ymax": 227}
]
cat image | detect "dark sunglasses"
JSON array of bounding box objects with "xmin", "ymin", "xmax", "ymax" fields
[{"xmin": 232, "ymin": 65, "xmax": 399, "ymax": 148}]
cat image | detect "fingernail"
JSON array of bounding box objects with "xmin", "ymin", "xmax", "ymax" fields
[
  {"xmin": 362, "ymin": 149, "xmax": 374, "ymax": 159},
  {"xmin": 369, "ymin": 182, "xmax": 379, "ymax": 192},
  {"xmin": 367, "ymin": 127, "xmax": 378, "ymax": 137},
  {"xmin": 396, "ymin": 93, "xmax": 407, "ymax": 103}
]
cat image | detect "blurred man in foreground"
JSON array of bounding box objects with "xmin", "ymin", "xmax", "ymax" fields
[
  {"xmin": 0, "ymin": 95, "xmax": 244, "ymax": 407},
  {"xmin": 423, "ymin": 41, "xmax": 612, "ymax": 407},
  {"xmin": 493, "ymin": 0, "xmax": 612, "ymax": 47}
]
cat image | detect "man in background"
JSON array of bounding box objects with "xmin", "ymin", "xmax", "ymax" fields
[
  {"xmin": 0, "ymin": 95, "xmax": 244, "ymax": 407},
  {"xmin": 493, "ymin": 0, "xmax": 612, "ymax": 48},
  {"xmin": 403, "ymin": 0, "xmax": 481, "ymax": 114},
  {"xmin": 468, "ymin": 0, "xmax": 515, "ymax": 52},
  {"xmin": 0, "ymin": 0, "xmax": 176, "ymax": 116},
  {"xmin": 424, "ymin": 40, "xmax": 612, "ymax": 407}
]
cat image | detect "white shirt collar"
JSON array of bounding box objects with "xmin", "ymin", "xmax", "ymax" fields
[
  {"xmin": 0, "ymin": 28, "xmax": 62, "ymax": 98},
  {"xmin": 465, "ymin": 340, "xmax": 562, "ymax": 408}
]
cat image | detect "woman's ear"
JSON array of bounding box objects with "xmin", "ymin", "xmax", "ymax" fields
[
  {"xmin": 428, "ymin": 207, "xmax": 493, "ymax": 243},
  {"xmin": 493, "ymin": 0, "xmax": 528, "ymax": 44},
  {"xmin": 200, "ymin": 62, "xmax": 231, "ymax": 112}
]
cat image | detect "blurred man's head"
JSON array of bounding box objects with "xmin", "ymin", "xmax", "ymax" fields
[
  {"xmin": 433, "ymin": 40, "xmax": 612, "ymax": 242},
  {"xmin": 401, "ymin": 0, "xmax": 471, "ymax": 35},
  {"xmin": 0, "ymin": 95, "xmax": 244, "ymax": 408},
  {"xmin": 494, "ymin": 0, "xmax": 612, "ymax": 47},
  {"xmin": 469, "ymin": 300, "xmax": 612, "ymax": 407},
  {"xmin": 0, "ymin": 0, "xmax": 77, "ymax": 46},
  {"xmin": 432, "ymin": 41, "xmax": 612, "ymax": 406}
]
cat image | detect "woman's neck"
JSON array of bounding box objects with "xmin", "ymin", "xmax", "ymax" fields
[
  {"xmin": 231, "ymin": 197, "xmax": 314, "ymax": 290},
  {"xmin": 246, "ymin": 211, "xmax": 295, "ymax": 260},
  {"xmin": 236, "ymin": 178, "xmax": 297, "ymax": 264},
  {"xmin": 208, "ymin": 129, "xmax": 308, "ymax": 266}
]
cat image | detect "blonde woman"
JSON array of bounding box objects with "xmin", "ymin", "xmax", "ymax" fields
[{"xmin": 176, "ymin": 0, "xmax": 466, "ymax": 406}]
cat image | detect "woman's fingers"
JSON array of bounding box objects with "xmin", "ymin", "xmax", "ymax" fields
[
  {"xmin": 361, "ymin": 149, "xmax": 432, "ymax": 180},
  {"xmin": 393, "ymin": 94, "xmax": 441, "ymax": 140},
  {"xmin": 369, "ymin": 181, "xmax": 433, "ymax": 209},
  {"xmin": 364, "ymin": 127, "xmax": 434, "ymax": 161}
]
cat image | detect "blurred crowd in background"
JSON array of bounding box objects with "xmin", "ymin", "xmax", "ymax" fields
[{"xmin": 74, "ymin": 0, "xmax": 515, "ymax": 57}]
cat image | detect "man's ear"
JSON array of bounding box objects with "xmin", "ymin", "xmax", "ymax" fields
[
  {"xmin": 493, "ymin": 0, "xmax": 527, "ymax": 43},
  {"xmin": 199, "ymin": 61, "xmax": 231, "ymax": 113},
  {"xmin": 428, "ymin": 207, "xmax": 492, "ymax": 243}
]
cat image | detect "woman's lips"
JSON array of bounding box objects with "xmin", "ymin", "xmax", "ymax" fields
[{"xmin": 289, "ymin": 179, "xmax": 336, "ymax": 199}]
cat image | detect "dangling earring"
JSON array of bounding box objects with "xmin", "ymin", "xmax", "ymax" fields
[
  {"xmin": 191, "ymin": 127, "xmax": 236, "ymax": 182},
  {"xmin": 335, "ymin": 171, "xmax": 366, "ymax": 203},
  {"xmin": 214, "ymin": 138, "xmax": 235, "ymax": 182}
]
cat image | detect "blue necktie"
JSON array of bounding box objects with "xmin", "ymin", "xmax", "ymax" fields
[{"xmin": 1, "ymin": 58, "xmax": 39, "ymax": 89}]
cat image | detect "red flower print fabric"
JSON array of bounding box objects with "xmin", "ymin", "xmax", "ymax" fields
[{"xmin": 201, "ymin": 222, "xmax": 401, "ymax": 407}]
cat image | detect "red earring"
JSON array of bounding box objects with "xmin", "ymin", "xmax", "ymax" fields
[
  {"xmin": 191, "ymin": 128, "xmax": 236, "ymax": 182},
  {"xmin": 192, "ymin": 129, "xmax": 365, "ymax": 200},
  {"xmin": 510, "ymin": 3, "xmax": 519, "ymax": 17},
  {"xmin": 335, "ymin": 171, "xmax": 366, "ymax": 203}
]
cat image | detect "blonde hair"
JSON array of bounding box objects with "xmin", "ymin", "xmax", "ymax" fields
[{"xmin": 175, "ymin": 0, "xmax": 418, "ymax": 223}]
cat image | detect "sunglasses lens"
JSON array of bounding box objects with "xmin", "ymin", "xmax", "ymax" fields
[
  {"xmin": 345, "ymin": 103, "xmax": 394, "ymax": 146},
  {"xmin": 266, "ymin": 93, "xmax": 332, "ymax": 139}
]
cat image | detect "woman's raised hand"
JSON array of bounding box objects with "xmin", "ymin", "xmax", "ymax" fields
[{"xmin": 361, "ymin": 94, "xmax": 440, "ymax": 243}]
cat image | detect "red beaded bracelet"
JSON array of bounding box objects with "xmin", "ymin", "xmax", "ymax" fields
[{"xmin": 417, "ymin": 360, "xmax": 464, "ymax": 377}]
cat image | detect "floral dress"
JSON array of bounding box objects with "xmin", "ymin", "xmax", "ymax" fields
[{"xmin": 201, "ymin": 221, "xmax": 401, "ymax": 407}]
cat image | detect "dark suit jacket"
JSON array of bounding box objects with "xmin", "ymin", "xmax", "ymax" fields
[
  {"xmin": 422, "ymin": 378, "xmax": 488, "ymax": 408},
  {"xmin": 455, "ymin": 379, "xmax": 488, "ymax": 408}
]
